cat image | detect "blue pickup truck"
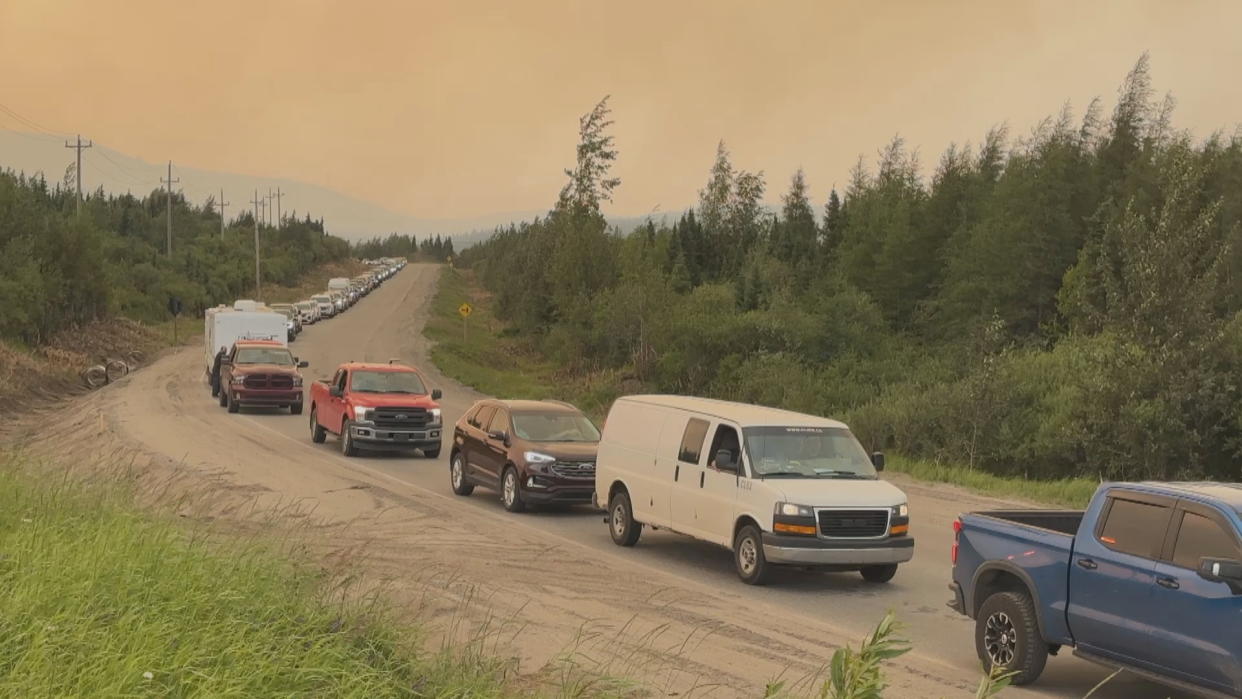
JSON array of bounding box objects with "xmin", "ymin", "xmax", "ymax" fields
[{"xmin": 949, "ymin": 482, "xmax": 1242, "ymax": 697}]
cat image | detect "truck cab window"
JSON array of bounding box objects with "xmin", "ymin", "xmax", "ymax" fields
[
  {"xmin": 707, "ymin": 425, "xmax": 740, "ymax": 471},
  {"xmin": 1172, "ymin": 511, "xmax": 1240, "ymax": 569},
  {"xmin": 1097, "ymin": 497, "xmax": 1171, "ymax": 559},
  {"xmin": 677, "ymin": 418, "xmax": 709, "ymax": 464},
  {"xmin": 336, "ymin": 371, "xmax": 348, "ymax": 393}
]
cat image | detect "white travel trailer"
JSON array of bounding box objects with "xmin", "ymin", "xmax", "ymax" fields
[
  {"xmin": 594, "ymin": 395, "xmax": 912, "ymax": 585},
  {"xmin": 203, "ymin": 306, "xmax": 288, "ymax": 378}
]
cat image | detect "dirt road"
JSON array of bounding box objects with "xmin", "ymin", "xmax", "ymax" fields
[{"xmin": 19, "ymin": 264, "xmax": 1187, "ymax": 698}]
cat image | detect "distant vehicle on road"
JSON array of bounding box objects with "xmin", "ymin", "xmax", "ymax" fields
[
  {"xmin": 267, "ymin": 303, "xmax": 301, "ymax": 340},
  {"xmin": 595, "ymin": 395, "xmax": 909, "ymax": 585},
  {"xmin": 203, "ymin": 305, "xmax": 287, "ymax": 383},
  {"xmin": 950, "ymin": 482, "xmax": 1242, "ymax": 696},
  {"xmin": 328, "ymin": 277, "xmax": 351, "ymax": 292},
  {"xmin": 311, "ymin": 293, "xmax": 335, "ymax": 318},
  {"xmin": 308, "ymin": 361, "xmax": 443, "ymax": 458},
  {"xmin": 295, "ymin": 300, "xmax": 319, "ymax": 324},
  {"xmin": 449, "ymin": 399, "xmax": 600, "ymax": 512},
  {"xmin": 218, "ymin": 340, "xmax": 308, "ymax": 414}
]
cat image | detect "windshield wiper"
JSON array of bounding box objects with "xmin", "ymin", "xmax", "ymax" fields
[
  {"xmin": 819, "ymin": 472, "xmax": 874, "ymax": 479},
  {"xmin": 760, "ymin": 471, "xmax": 812, "ymax": 478}
]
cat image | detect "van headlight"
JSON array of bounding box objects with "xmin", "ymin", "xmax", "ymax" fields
[
  {"xmin": 775, "ymin": 503, "xmax": 814, "ymax": 517},
  {"xmin": 894, "ymin": 503, "xmax": 908, "ymax": 518}
]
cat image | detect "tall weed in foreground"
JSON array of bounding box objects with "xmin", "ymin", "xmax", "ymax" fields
[{"xmin": 764, "ymin": 611, "xmax": 910, "ymax": 699}]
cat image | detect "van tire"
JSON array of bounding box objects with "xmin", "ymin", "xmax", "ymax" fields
[
  {"xmin": 860, "ymin": 564, "xmax": 898, "ymax": 583},
  {"xmin": 975, "ymin": 591, "xmax": 1048, "ymax": 686},
  {"xmin": 310, "ymin": 408, "xmax": 327, "ymax": 443},
  {"xmin": 734, "ymin": 524, "xmax": 771, "ymax": 585},
  {"xmin": 608, "ymin": 490, "xmax": 641, "ymax": 546}
]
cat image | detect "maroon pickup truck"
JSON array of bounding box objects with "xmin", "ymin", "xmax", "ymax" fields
[
  {"xmin": 218, "ymin": 340, "xmax": 308, "ymax": 414},
  {"xmin": 308, "ymin": 361, "xmax": 443, "ymax": 457}
]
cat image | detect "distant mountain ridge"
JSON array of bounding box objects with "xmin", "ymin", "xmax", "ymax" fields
[{"xmin": 0, "ymin": 130, "xmax": 679, "ymax": 244}]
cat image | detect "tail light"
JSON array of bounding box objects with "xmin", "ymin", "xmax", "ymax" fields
[{"xmin": 951, "ymin": 518, "xmax": 962, "ymax": 565}]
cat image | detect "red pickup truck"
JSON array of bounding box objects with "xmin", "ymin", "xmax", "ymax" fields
[
  {"xmin": 219, "ymin": 340, "xmax": 308, "ymax": 414},
  {"xmin": 308, "ymin": 361, "xmax": 444, "ymax": 457}
]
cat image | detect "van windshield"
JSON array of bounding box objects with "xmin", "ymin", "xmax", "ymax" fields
[
  {"xmin": 512, "ymin": 412, "xmax": 600, "ymax": 442},
  {"xmin": 743, "ymin": 426, "xmax": 877, "ymax": 479}
]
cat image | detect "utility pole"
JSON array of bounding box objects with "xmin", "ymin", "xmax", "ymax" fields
[
  {"xmin": 218, "ymin": 188, "xmax": 229, "ymax": 238},
  {"xmin": 63, "ymin": 134, "xmax": 92, "ymax": 215},
  {"xmin": 272, "ymin": 187, "xmax": 284, "ymax": 228},
  {"xmin": 250, "ymin": 190, "xmax": 263, "ymax": 300},
  {"xmin": 161, "ymin": 161, "xmax": 180, "ymax": 257}
]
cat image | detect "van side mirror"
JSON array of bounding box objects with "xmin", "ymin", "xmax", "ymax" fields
[
  {"xmin": 715, "ymin": 448, "xmax": 738, "ymax": 473},
  {"xmin": 871, "ymin": 451, "xmax": 886, "ymax": 471},
  {"xmin": 329, "ymin": 386, "xmax": 343, "ymax": 398},
  {"xmin": 1199, "ymin": 557, "xmax": 1242, "ymax": 593},
  {"xmin": 431, "ymin": 388, "xmax": 443, "ymax": 400}
]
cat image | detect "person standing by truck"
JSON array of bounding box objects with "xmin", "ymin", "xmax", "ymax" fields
[{"xmin": 210, "ymin": 346, "xmax": 227, "ymax": 397}]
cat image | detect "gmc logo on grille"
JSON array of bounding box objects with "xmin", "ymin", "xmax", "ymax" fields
[{"xmin": 840, "ymin": 519, "xmax": 869, "ymax": 528}]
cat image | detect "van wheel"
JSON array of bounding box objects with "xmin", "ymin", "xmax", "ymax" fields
[
  {"xmin": 226, "ymin": 391, "xmax": 239, "ymax": 413},
  {"xmin": 860, "ymin": 564, "xmax": 898, "ymax": 583},
  {"xmin": 310, "ymin": 408, "xmax": 326, "ymax": 443},
  {"xmin": 608, "ymin": 490, "xmax": 642, "ymax": 546},
  {"xmin": 734, "ymin": 524, "xmax": 771, "ymax": 585},
  {"xmin": 450, "ymin": 452, "xmax": 473, "ymax": 496},
  {"xmin": 340, "ymin": 419, "xmax": 358, "ymax": 457},
  {"xmin": 501, "ymin": 467, "xmax": 525, "ymax": 513},
  {"xmin": 976, "ymin": 591, "xmax": 1048, "ymax": 686}
]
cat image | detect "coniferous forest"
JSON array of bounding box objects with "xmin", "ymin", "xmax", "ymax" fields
[{"xmin": 460, "ymin": 56, "xmax": 1242, "ymax": 483}]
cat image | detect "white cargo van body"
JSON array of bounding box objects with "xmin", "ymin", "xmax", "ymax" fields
[
  {"xmin": 203, "ymin": 307, "xmax": 288, "ymax": 374},
  {"xmin": 327, "ymin": 277, "xmax": 350, "ymax": 291},
  {"xmin": 595, "ymin": 395, "xmax": 912, "ymax": 585}
]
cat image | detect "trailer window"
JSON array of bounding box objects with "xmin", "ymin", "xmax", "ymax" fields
[{"xmin": 1097, "ymin": 497, "xmax": 1172, "ymax": 560}]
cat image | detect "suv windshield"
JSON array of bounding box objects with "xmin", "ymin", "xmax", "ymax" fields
[
  {"xmin": 512, "ymin": 412, "xmax": 600, "ymax": 442},
  {"xmin": 743, "ymin": 426, "xmax": 877, "ymax": 479},
  {"xmin": 350, "ymin": 370, "xmax": 427, "ymax": 394},
  {"xmin": 234, "ymin": 347, "xmax": 295, "ymax": 365}
]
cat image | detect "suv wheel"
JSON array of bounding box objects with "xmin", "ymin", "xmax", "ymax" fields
[
  {"xmin": 501, "ymin": 467, "xmax": 525, "ymax": 513},
  {"xmin": 734, "ymin": 524, "xmax": 771, "ymax": 585},
  {"xmin": 310, "ymin": 408, "xmax": 326, "ymax": 443},
  {"xmin": 608, "ymin": 490, "xmax": 642, "ymax": 546},
  {"xmin": 340, "ymin": 419, "xmax": 358, "ymax": 457},
  {"xmin": 450, "ymin": 453, "xmax": 474, "ymax": 495},
  {"xmin": 976, "ymin": 591, "xmax": 1048, "ymax": 685}
]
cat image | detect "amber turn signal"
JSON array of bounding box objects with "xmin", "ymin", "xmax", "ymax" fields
[
  {"xmin": 773, "ymin": 522, "xmax": 817, "ymax": 536},
  {"xmin": 890, "ymin": 524, "xmax": 909, "ymax": 536}
]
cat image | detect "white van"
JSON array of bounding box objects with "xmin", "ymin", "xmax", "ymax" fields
[{"xmin": 594, "ymin": 395, "xmax": 912, "ymax": 585}]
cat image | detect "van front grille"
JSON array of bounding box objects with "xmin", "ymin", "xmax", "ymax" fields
[{"xmin": 817, "ymin": 509, "xmax": 890, "ymax": 538}]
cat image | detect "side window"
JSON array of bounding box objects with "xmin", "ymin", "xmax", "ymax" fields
[
  {"xmin": 466, "ymin": 405, "xmax": 482, "ymax": 427},
  {"xmin": 1172, "ymin": 511, "xmax": 1240, "ymax": 569},
  {"xmin": 1097, "ymin": 497, "xmax": 1172, "ymax": 559},
  {"xmin": 474, "ymin": 406, "xmax": 496, "ymax": 431},
  {"xmin": 707, "ymin": 425, "xmax": 741, "ymax": 470},
  {"xmin": 336, "ymin": 370, "xmax": 348, "ymax": 392},
  {"xmin": 677, "ymin": 418, "xmax": 710, "ymax": 464},
  {"xmin": 488, "ymin": 408, "xmax": 510, "ymax": 433}
]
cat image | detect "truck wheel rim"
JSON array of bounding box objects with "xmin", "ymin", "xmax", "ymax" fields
[
  {"xmin": 503, "ymin": 472, "xmax": 515, "ymax": 505},
  {"xmin": 738, "ymin": 536, "xmax": 758, "ymax": 575},
  {"xmin": 984, "ymin": 612, "xmax": 1017, "ymax": 667},
  {"xmin": 451, "ymin": 457, "xmax": 463, "ymax": 487},
  {"xmin": 611, "ymin": 503, "xmax": 626, "ymax": 537}
]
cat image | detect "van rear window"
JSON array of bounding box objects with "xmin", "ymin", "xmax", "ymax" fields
[{"xmin": 678, "ymin": 418, "xmax": 709, "ymax": 464}]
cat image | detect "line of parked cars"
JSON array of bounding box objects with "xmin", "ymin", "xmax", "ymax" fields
[{"xmin": 204, "ymin": 258, "xmax": 407, "ymax": 415}]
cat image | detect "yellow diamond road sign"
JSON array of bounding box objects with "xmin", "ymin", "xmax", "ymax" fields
[{"xmin": 458, "ymin": 302, "xmax": 473, "ymax": 318}]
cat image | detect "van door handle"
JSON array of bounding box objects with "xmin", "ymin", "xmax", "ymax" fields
[
  {"xmin": 1076, "ymin": 558, "xmax": 1098, "ymax": 570},
  {"xmin": 674, "ymin": 465, "xmax": 679, "ymax": 482},
  {"xmin": 1156, "ymin": 576, "xmax": 1180, "ymax": 590},
  {"xmin": 699, "ymin": 472, "xmax": 705, "ymax": 488}
]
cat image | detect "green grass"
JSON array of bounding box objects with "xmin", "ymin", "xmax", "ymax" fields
[
  {"xmin": 886, "ymin": 454, "xmax": 1099, "ymax": 509},
  {"xmin": 0, "ymin": 455, "xmax": 514, "ymax": 697}
]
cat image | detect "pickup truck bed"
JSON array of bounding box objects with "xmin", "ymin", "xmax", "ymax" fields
[{"xmin": 970, "ymin": 510, "xmax": 1084, "ymax": 536}]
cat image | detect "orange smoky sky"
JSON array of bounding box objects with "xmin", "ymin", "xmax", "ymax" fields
[{"xmin": 1, "ymin": 0, "xmax": 1239, "ymax": 221}]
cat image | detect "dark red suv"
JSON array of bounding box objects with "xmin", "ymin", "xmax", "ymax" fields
[{"xmin": 449, "ymin": 399, "xmax": 599, "ymax": 512}]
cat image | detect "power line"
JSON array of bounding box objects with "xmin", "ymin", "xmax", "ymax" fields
[
  {"xmin": 272, "ymin": 187, "xmax": 285, "ymax": 228},
  {"xmin": 161, "ymin": 161, "xmax": 180, "ymax": 257},
  {"xmin": 0, "ymin": 102, "xmax": 71, "ymax": 139},
  {"xmin": 64, "ymin": 135, "xmax": 92, "ymax": 214}
]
